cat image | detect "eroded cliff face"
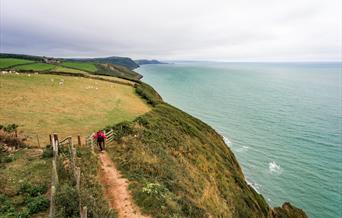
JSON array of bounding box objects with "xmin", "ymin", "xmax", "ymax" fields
[{"xmin": 106, "ymin": 83, "xmax": 308, "ymax": 217}]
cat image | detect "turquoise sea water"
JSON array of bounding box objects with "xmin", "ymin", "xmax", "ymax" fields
[{"xmin": 137, "ymin": 62, "xmax": 342, "ymax": 218}]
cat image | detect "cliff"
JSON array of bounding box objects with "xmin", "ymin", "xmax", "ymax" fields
[{"xmin": 105, "ymin": 82, "xmax": 308, "ymax": 217}]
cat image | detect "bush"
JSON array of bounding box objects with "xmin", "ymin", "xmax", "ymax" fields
[
  {"xmin": 112, "ymin": 121, "xmax": 133, "ymax": 142},
  {"xmin": 135, "ymin": 116, "xmax": 149, "ymax": 127},
  {"xmin": 42, "ymin": 146, "xmax": 53, "ymax": 158},
  {"xmin": 19, "ymin": 182, "xmax": 48, "ymax": 197},
  {"xmin": 0, "ymin": 155, "xmax": 14, "ymax": 163},
  {"xmin": 27, "ymin": 195, "xmax": 49, "ymax": 214},
  {"xmin": 55, "ymin": 183, "xmax": 79, "ymax": 218},
  {"xmin": 1, "ymin": 124, "xmax": 19, "ymax": 133}
]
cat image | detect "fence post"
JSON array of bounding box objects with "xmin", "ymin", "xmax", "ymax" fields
[
  {"xmin": 81, "ymin": 206, "xmax": 87, "ymax": 218},
  {"xmin": 52, "ymin": 159, "xmax": 59, "ymax": 185},
  {"xmin": 78, "ymin": 135, "xmax": 81, "ymax": 146},
  {"xmin": 49, "ymin": 134, "xmax": 52, "ymax": 145},
  {"xmin": 53, "ymin": 133, "xmax": 59, "ymax": 144},
  {"xmin": 91, "ymin": 136, "xmax": 94, "ymax": 152},
  {"xmin": 49, "ymin": 185, "xmax": 56, "ymax": 218},
  {"xmin": 36, "ymin": 134, "xmax": 41, "ymax": 148}
]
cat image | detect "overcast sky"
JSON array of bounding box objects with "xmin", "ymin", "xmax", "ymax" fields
[{"xmin": 0, "ymin": 0, "xmax": 341, "ymax": 61}]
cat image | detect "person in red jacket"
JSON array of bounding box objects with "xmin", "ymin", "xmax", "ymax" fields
[{"xmin": 94, "ymin": 130, "xmax": 107, "ymax": 151}]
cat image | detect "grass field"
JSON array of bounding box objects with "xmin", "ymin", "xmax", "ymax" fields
[
  {"xmin": 0, "ymin": 58, "xmax": 35, "ymax": 69},
  {"xmin": 61, "ymin": 61, "xmax": 98, "ymax": 72},
  {"xmin": 51, "ymin": 66, "xmax": 88, "ymax": 74},
  {"xmin": 0, "ymin": 74, "xmax": 150, "ymax": 146},
  {"xmin": 13, "ymin": 63, "xmax": 55, "ymax": 71}
]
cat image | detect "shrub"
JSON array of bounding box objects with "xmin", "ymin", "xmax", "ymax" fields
[
  {"xmin": 112, "ymin": 121, "xmax": 133, "ymax": 142},
  {"xmin": 0, "ymin": 155, "xmax": 14, "ymax": 163},
  {"xmin": 42, "ymin": 146, "xmax": 53, "ymax": 158},
  {"xmin": 55, "ymin": 183, "xmax": 79, "ymax": 218},
  {"xmin": 19, "ymin": 182, "xmax": 48, "ymax": 197},
  {"xmin": 1, "ymin": 124, "xmax": 19, "ymax": 133},
  {"xmin": 26, "ymin": 195, "xmax": 49, "ymax": 214},
  {"xmin": 135, "ymin": 116, "xmax": 149, "ymax": 127}
]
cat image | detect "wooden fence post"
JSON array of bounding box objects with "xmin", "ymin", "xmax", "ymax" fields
[
  {"xmin": 49, "ymin": 185, "xmax": 56, "ymax": 218},
  {"xmin": 49, "ymin": 134, "xmax": 52, "ymax": 145},
  {"xmin": 36, "ymin": 134, "xmax": 41, "ymax": 148},
  {"xmin": 78, "ymin": 135, "xmax": 81, "ymax": 146},
  {"xmin": 81, "ymin": 206, "xmax": 87, "ymax": 218},
  {"xmin": 75, "ymin": 167, "xmax": 80, "ymax": 191},
  {"xmin": 52, "ymin": 159, "xmax": 59, "ymax": 185},
  {"xmin": 91, "ymin": 136, "xmax": 94, "ymax": 152},
  {"xmin": 53, "ymin": 133, "xmax": 59, "ymax": 144}
]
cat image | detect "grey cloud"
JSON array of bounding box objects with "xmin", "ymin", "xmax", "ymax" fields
[{"xmin": 0, "ymin": 0, "xmax": 341, "ymax": 61}]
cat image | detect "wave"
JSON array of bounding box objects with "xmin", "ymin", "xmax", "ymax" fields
[
  {"xmin": 246, "ymin": 178, "xmax": 262, "ymax": 194},
  {"xmin": 269, "ymin": 161, "xmax": 282, "ymax": 174},
  {"xmin": 222, "ymin": 135, "xmax": 231, "ymax": 145}
]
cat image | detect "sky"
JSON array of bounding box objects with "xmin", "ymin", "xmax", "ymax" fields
[{"xmin": 0, "ymin": 0, "xmax": 341, "ymax": 61}]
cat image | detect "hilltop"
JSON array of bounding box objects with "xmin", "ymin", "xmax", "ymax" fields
[{"xmin": 0, "ymin": 54, "xmax": 307, "ymax": 217}]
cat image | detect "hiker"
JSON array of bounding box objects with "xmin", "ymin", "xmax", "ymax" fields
[{"xmin": 94, "ymin": 130, "xmax": 107, "ymax": 151}]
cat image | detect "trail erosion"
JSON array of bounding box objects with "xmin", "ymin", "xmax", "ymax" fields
[{"xmin": 99, "ymin": 152, "xmax": 150, "ymax": 218}]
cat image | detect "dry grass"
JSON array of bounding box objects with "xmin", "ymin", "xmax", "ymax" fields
[{"xmin": 0, "ymin": 74, "xmax": 150, "ymax": 146}]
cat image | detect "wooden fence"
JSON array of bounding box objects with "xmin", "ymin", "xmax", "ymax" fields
[{"xmin": 49, "ymin": 134, "xmax": 87, "ymax": 218}]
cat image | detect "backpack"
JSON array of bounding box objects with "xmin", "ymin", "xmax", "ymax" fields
[{"xmin": 97, "ymin": 132, "xmax": 104, "ymax": 140}]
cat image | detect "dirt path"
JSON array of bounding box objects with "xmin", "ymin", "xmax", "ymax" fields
[{"xmin": 99, "ymin": 152, "xmax": 150, "ymax": 218}]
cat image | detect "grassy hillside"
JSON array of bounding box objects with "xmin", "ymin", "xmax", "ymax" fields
[
  {"xmin": 67, "ymin": 56, "xmax": 139, "ymax": 70},
  {"xmin": 0, "ymin": 74, "xmax": 150, "ymax": 146}
]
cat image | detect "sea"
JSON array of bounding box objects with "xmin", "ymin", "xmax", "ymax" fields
[{"xmin": 136, "ymin": 62, "xmax": 342, "ymax": 218}]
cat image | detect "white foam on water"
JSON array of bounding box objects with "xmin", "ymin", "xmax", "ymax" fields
[
  {"xmin": 236, "ymin": 145, "xmax": 249, "ymax": 153},
  {"xmin": 246, "ymin": 179, "xmax": 262, "ymax": 194},
  {"xmin": 222, "ymin": 135, "xmax": 231, "ymax": 145},
  {"xmin": 269, "ymin": 161, "xmax": 282, "ymax": 174}
]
